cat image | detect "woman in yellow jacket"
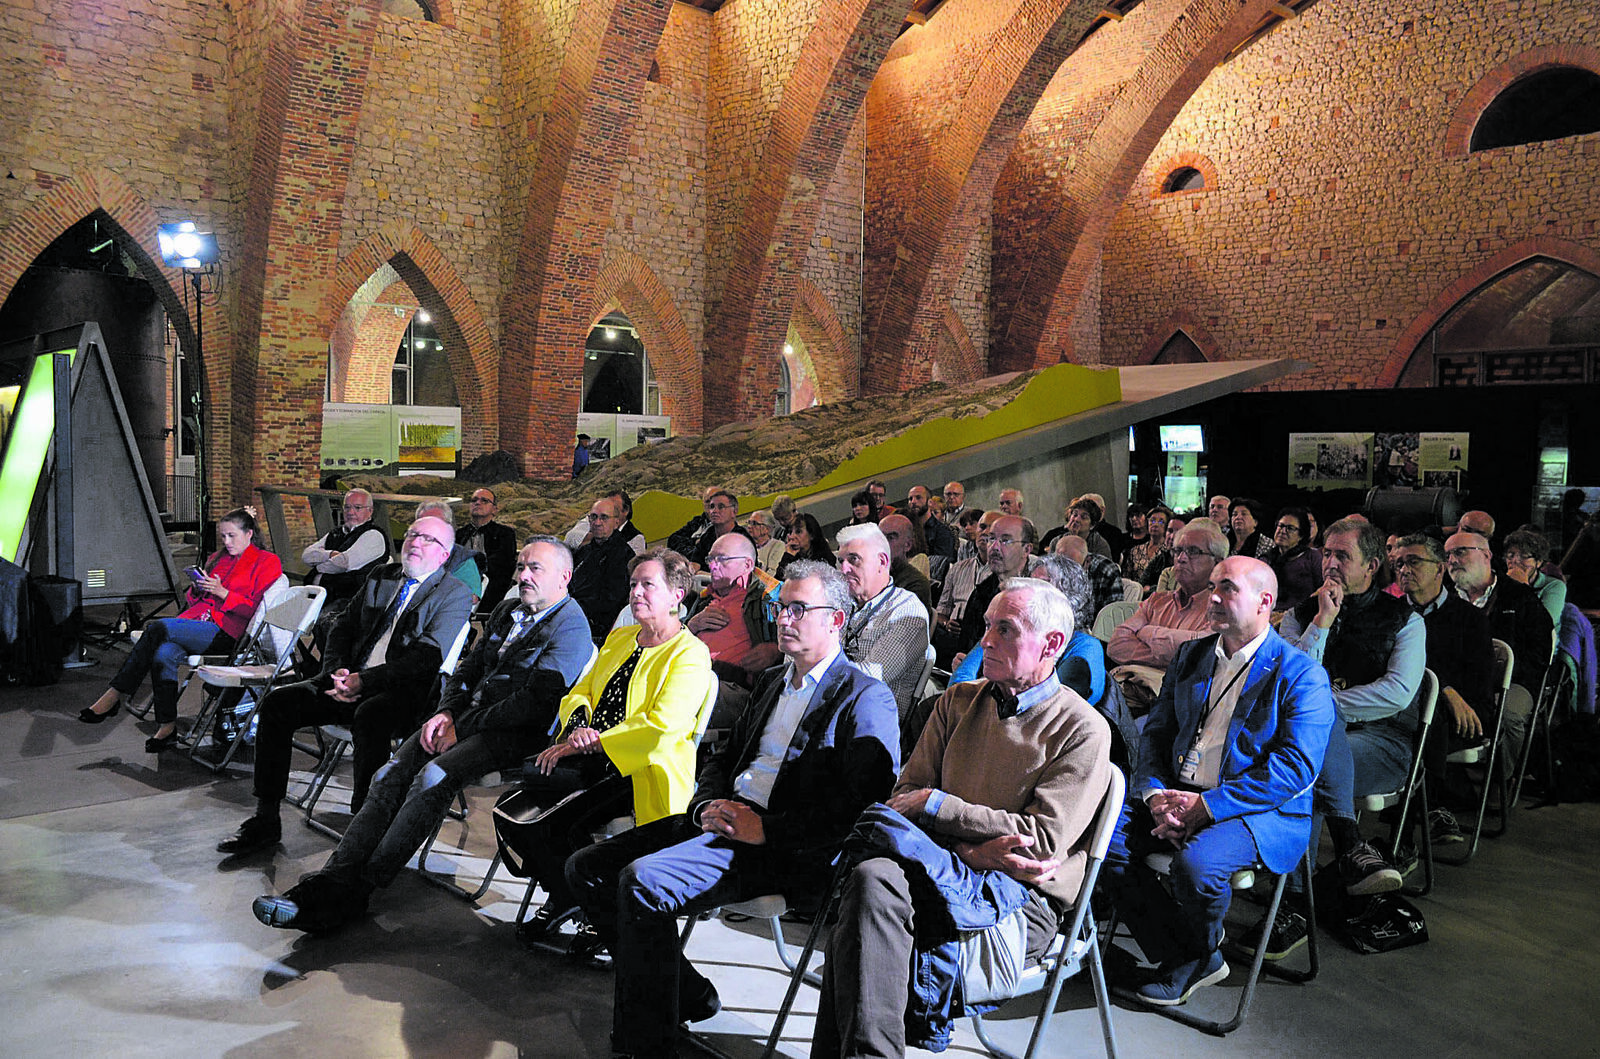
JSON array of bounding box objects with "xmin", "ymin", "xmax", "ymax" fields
[{"xmin": 508, "ymin": 547, "xmax": 713, "ymax": 938}]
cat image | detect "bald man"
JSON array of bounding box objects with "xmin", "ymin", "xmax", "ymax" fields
[
  {"xmin": 880, "ymin": 513, "xmax": 933, "ymax": 615},
  {"xmin": 685, "ymin": 531, "xmax": 781, "ymax": 726},
  {"xmin": 220, "ymin": 515, "xmax": 476, "ymax": 855},
  {"xmin": 1110, "ymin": 557, "xmax": 1335, "ymax": 1006}
]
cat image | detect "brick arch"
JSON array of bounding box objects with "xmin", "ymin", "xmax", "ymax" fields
[
  {"xmin": 1443, "ymin": 44, "xmax": 1600, "ymax": 159},
  {"xmin": 989, "ymin": 0, "xmax": 1279, "ymax": 373},
  {"xmin": 1377, "ymin": 236, "xmax": 1600, "ymax": 388},
  {"xmin": 1150, "ymin": 150, "xmax": 1219, "ymax": 197},
  {"xmin": 0, "ymin": 167, "xmax": 200, "ymax": 387},
  {"xmin": 861, "ymin": 0, "xmax": 1111, "ymax": 394},
  {"xmin": 337, "ymin": 275, "xmax": 417, "ymax": 403},
  {"xmin": 327, "ymin": 222, "xmax": 497, "ymax": 456},
  {"xmin": 591, "ymin": 250, "xmax": 701, "ymax": 433},
  {"xmin": 1135, "ymin": 310, "xmax": 1221, "ymax": 364},
  {"xmin": 699, "ymin": 0, "xmax": 911, "ymax": 427},
  {"xmin": 934, "ymin": 306, "xmax": 982, "ymax": 384},
  {"xmin": 789, "ymin": 278, "xmax": 855, "ymax": 404},
  {"xmin": 500, "ymin": 0, "xmax": 673, "ymax": 477}
]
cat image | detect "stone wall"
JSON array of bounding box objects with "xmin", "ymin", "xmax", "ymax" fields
[{"xmin": 1100, "ymin": 0, "xmax": 1600, "ymax": 387}]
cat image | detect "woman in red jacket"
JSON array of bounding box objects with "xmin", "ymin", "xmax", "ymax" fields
[{"xmin": 78, "ymin": 508, "xmax": 284, "ymax": 752}]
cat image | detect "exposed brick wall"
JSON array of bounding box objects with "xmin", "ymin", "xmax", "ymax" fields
[
  {"xmin": 947, "ymin": 213, "xmax": 991, "ymax": 378},
  {"xmin": 1100, "ymin": 0, "xmax": 1600, "ymax": 391},
  {"xmin": 342, "ymin": 278, "xmax": 415, "ymax": 402},
  {"xmin": 591, "ymin": 247, "xmax": 702, "ymax": 432},
  {"xmin": 859, "ymin": 0, "xmax": 1105, "ymax": 394},
  {"xmin": 604, "ymin": 2, "xmax": 711, "ymax": 405},
  {"xmin": 799, "ymin": 108, "xmax": 867, "ymax": 395}
]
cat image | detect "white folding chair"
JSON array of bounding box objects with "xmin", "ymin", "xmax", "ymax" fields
[
  {"xmin": 1439, "ymin": 639, "xmax": 1513, "ymax": 863},
  {"xmin": 1091, "ymin": 600, "xmax": 1138, "ymax": 644},
  {"xmin": 1358, "ymin": 668, "xmax": 1439, "ymax": 895},
  {"xmin": 127, "ymin": 574, "xmax": 292, "ymax": 719},
  {"xmin": 1120, "ymin": 578, "xmax": 1143, "ymax": 604},
  {"xmin": 187, "ymin": 584, "xmax": 325, "ymax": 772},
  {"xmin": 1511, "ymin": 629, "xmax": 1578, "ymax": 804}
]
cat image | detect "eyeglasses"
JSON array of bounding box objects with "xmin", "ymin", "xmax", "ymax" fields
[
  {"xmin": 764, "ymin": 600, "xmax": 838, "ymax": 623},
  {"xmin": 1391, "ymin": 556, "xmax": 1440, "ymax": 570},
  {"xmin": 1172, "ymin": 546, "xmax": 1211, "ymax": 560},
  {"xmin": 403, "ymin": 530, "xmax": 445, "ymax": 548},
  {"xmin": 587, "ymin": 512, "xmax": 615, "ymax": 522},
  {"xmin": 992, "ymin": 536, "xmax": 1025, "ymax": 547},
  {"xmin": 706, "ymin": 554, "xmax": 751, "ymax": 567},
  {"xmin": 1445, "ymin": 546, "xmax": 1487, "ymax": 560},
  {"xmin": 1275, "ymin": 523, "xmax": 1300, "ymax": 534}
]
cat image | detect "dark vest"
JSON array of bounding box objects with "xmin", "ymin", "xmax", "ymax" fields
[
  {"xmin": 1294, "ymin": 585, "xmax": 1416, "ymax": 729},
  {"xmin": 314, "ymin": 521, "xmax": 391, "ymax": 601}
]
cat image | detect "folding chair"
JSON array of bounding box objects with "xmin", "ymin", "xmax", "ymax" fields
[
  {"xmin": 126, "ymin": 574, "xmax": 292, "ymax": 719},
  {"xmin": 1091, "ymin": 601, "xmax": 1138, "ymax": 645},
  {"xmin": 747, "ymin": 771, "xmax": 1127, "ymax": 1059},
  {"xmin": 1438, "ymin": 639, "xmax": 1513, "ymax": 864},
  {"xmin": 1511, "ymin": 631, "xmax": 1578, "ymax": 805},
  {"xmin": 293, "ymin": 618, "xmax": 473, "ymax": 837},
  {"xmin": 187, "ymin": 585, "xmax": 326, "ymax": 772},
  {"xmin": 1358, "ymin": 668, "xmax": 1439, "ymax": 896},
  {"xmin": 1120, "ymin": 578, "xmax": 1143, "ymax": 605}
]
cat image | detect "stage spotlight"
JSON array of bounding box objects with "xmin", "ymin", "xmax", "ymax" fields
[{"xmin": 157, "ymin": 221, "xmax": 220, "ymax": 269}]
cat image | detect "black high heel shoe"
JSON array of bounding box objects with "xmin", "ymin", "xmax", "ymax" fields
[
  {"xmin": 78, "ymin": 701, "xmax": 122, "ymax": 724},
  {"xmin": 145, "ymin": 729, "xmax": 180, "ymax": 753}
]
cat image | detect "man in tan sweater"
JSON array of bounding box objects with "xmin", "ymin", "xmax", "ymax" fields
[{"xmin": 813, "ymin": 578, "xmax": 1114, "ymax": 1058}]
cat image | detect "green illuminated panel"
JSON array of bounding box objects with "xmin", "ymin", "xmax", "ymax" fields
[{"xmin": 0, "ymin": 349, "xmax": 75, "ymax": 563}]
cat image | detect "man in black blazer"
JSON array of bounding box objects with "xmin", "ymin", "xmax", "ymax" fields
[
  {"xmin": 250, "ymin": 537, "xmax": 594, "ymax": 931},
  {"xmin": 566, "ymin": 560, "xmax": 901, "ymax": 1058},
  {"xmin": 459, "ymin": 487, "xmax": 518, "ymax": 613},
  {"xmin": 218, "ymin": 515, "xmax": 475, "ymax": 855}
]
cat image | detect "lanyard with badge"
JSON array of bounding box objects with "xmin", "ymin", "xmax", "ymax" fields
[{"xmin": 1178, "ymin": 656, "xmax": 1251, "ymax": 783}]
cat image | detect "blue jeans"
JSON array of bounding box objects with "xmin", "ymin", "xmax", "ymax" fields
[
  {"xmin": 110, "ymin": 618, "xmax": 232, "ymax": 723},
  {"xmin": 1314, "ymin": 719, "xmax": 1413, "ymax": 822},
  {"xmin": 1105, "ymin": 798, "xmax": 1260, "ymax": 966},
  {"xmin": 322, "ymin": 728, "xmax": 541, "ymax": 887}
]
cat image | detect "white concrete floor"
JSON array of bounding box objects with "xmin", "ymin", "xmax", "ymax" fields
[{"xmin": 4, "ymin": 650, "xmax": 1599, "ymax": 1058}]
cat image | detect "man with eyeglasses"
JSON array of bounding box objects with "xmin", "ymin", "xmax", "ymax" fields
[
  {"xmin": 687, "ymin": 488, "xmax": 754, "ymax": 571},
  {"xmin": 837, "ymin": 523, "xmax": 932, "ymax": 717},
  {"xmin": 302, "ymin": 488, "xmax": 391, "ymax": 608},
  {"xmin": 563, "ymin": 489, "xmax": 646, "ymax": 556},
  {"xmin": 569, "ymin": 496, "xmax": 637, "ymax": 642},
  {"xmin": 956, "ymin": 515, "xmax": 1036, "ymax": 660},
  {"xmin": 1444, "ymin": 528, "xmax": 1553, "ymax": 774},
  {"xmin": 943, "ymin": 480, "xmax": 967, "ymax": 524},
  {"xmin": 458, "ymin": 487, "xmax": 517, "ymax": 614},
  {"xmin": 934, "ymin": 510, "xmax": 1000, "ymax": 666},
  {"xmin": 566, "ymin": 562, "xmax": 900, "ymax": 1058},
  {"xmin": 249, "ymin": 537, "xmax": 593, "ymax": 930},
  {"xmin": 686, "ymin": 533, "xmax": 781, "ymax": 727},
  {"xmin": 218, "ymin": 515, "xmax": 475, "ymax": 856},
  {"xmin": 1106, "ymin": 521, "xmax": 1223, "ymax": 680},
  {"xmin": 1393, "ymin": 533, "xmax": 1493, "ymax": 845}
]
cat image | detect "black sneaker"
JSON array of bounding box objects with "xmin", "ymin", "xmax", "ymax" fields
[
  {"xmin": 1236, "ymin": 908, "xmax": 1308, "ymax": 961},
  {"xmin": 1429, "ymin": 807, "xmax": 1465, "ymax": 845},
  {"xmin": 1340, "ymin": 841, "xmax": 1403, "ymax": 896}
]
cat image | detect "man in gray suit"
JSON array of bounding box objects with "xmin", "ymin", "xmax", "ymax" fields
[{"xmin": 218, "ymin": 514, "xmax": 475, "ymax": 855}]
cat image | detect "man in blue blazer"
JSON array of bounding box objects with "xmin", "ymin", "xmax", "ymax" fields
[
  {"xmin": 1111, "ymin": 556, "xmax": 1335, "ymax": 1006},
  {"xmin": 250, "ymin": 536, "xmax": 594, "ymax": 931},
  {"xmin": 565, "ymin": 560, "xmax": 901, "ymax": 1058}
]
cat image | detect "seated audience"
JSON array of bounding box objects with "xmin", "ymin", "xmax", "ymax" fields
[
  {"xmin": 848, "ymin": 488, "xmax": 881, "ymax": 525},
  {"xmin": 1056, "ymin": 534, "xmax": 1126, "ymax": 620},
  {"xmin": 1108, "ymin": 557, "xmax": 1334, "ymax": 1004},
  {"xmin": 934, "ymin": 510, "xmax": 1001, "ymax": 665},
  {"xmin": 685, "ymin": 533, "xmax": 781, "ymax": 727},
  {"xmin": 1041, "ymin": 497, "xmax": 1112, "ymax": 558},
  {"xmin": 1280, "ymin": 517, "xmax": 1424, "ymax": 897},
  {"xmin": 564, "ymin": 562, "xmax": 899, "ymax": 1057},
  {"xmin": 957, "ymin": 515, "xmax": 1036, "ymax": 657},
  {"xmin": 867, "ymin": 479, "xmax": 896, "ymax": 517},
  {"xmin": 1208, "ymin": 494, "xmax": 1233, "ymax": 550},
  {"xmin": 813, "ymin": 578, "xmax": 1112, "ymax": 1055},
  {"xmin": 1121, "ymin": 505, "xmax": 1169, "ymax": 584},
  {"xmin": 302, "ymin": 488, "xmax": 390, "ymax": 617},
  {"xmin": 1230, "ymin": 497, "xmax": 1272, "ymax": 558},
  {"xmin": 769, "ymin": 494, "xmax": 797, "ymax": 541},
  {"xmin": 999, "ymin": 488, "xmax": 1025, "ymax": 518},
  {"xmin": 744, "ymin": 510, "xmax": 787, "ymax": 573},
  {"xmin": 1392, "ymin": 533, "xmax": 1493, "ymax": 844},
  {"xmin": 1269, "ymin": 506, "xmax": 1321, "ymax": 611},
  {"xmin": 687, "ymin": 489, "xmax": 753, "ymax": 569},
  {"xmin": 1504, "ymin": 527, "xmax": 1567, "ymax": 631},
  {"xmin": 564, "ymin": 489, "xmax": 646, "ymax": 556},
  {"xmin": 906, "ymin": 484, "xmax": 958, "ymax": 566},
  {"xmin": 880, "ymin": 513, "xmax": 934, "ymax": 615},
  {"xmin": 942, "ymin": 480, "xmax": 968, "ymax": 524},
  {"xmin": 246, "ymin": 538, "xmax": 592, "ymax": 930},
  {"xmin": 665, "ymin": 487, "xmax": 717, "ymax": 556},
  {"xmin": 458, "ymin": 487, "xmax": 518, "ymax": 612},
  {"xmin": 1142, "ymin": 515, "xmax": 1185, "ymax": 591},
  {"xmin": 216, "ymin": 515, "xmax": 474, "ymax": 854},
  {"xmin": 79, "ymin": 507, "xmax": 283, "ymax": 753},
  {"xmin": 1106, "ymin": 520, "xmax": 1225, "ymax": 708},
  {"xmin": 775, "ymin": 511, "xmax": 836, "ymax": 578},
  {"xmin": 570, "ymin": 496, "xmax": 638, "ymax": 641},
  {"xmin": 414, "ymin": 499, "xmax": 488, "ymax": 603},
  {"xmin": 838, "ymin": 523, "xmax": 933, "ymax": 716}
]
